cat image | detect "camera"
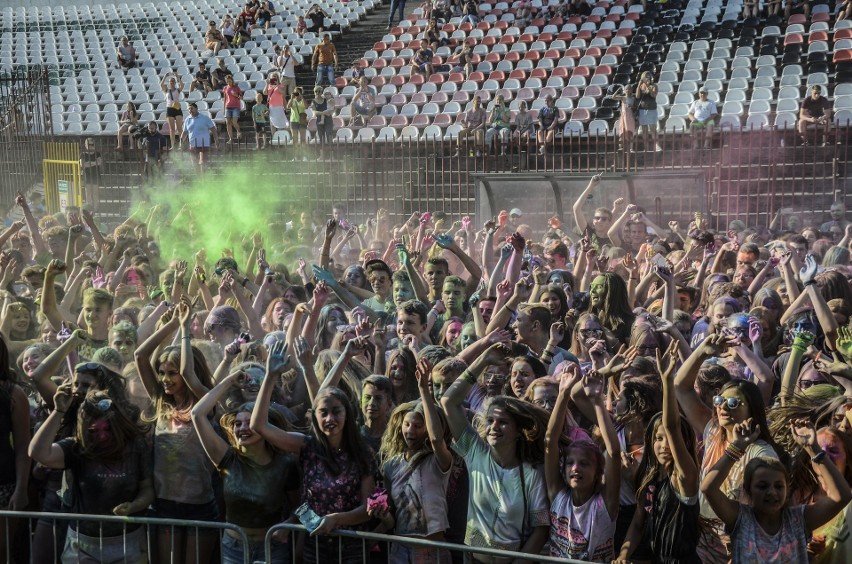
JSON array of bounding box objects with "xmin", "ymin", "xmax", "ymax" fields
[{"xmin": 129, "ymin": 124, "xmax": 152, "ymax": 141}]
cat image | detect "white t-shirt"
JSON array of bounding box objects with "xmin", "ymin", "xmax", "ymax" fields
[
  {"xmin": 278, "ymin": 53, "xmax": 301, "ymax": 78},
  {"xmin": 689, "ymin": 99, "xmax": 718, "ymax": 122},
  {"xmin": 382, "ymin": 453, "xmax": 450, "ymax": 537},
  {"xmin": 451, "ymin": 426, "xmax": 550, "ymax": 553},
  {"xmin": 549, "ymin": 488, "xmax": 616, "ymax": 562}
]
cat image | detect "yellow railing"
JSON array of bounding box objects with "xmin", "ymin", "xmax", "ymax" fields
[{"xmin": 42, "ymin": 141, "xmax": 82, "ymax": 213}]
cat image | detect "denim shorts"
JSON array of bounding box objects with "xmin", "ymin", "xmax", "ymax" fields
[
  {"xmin": 62, "ymin": 526, "xmax": 145, "ymax": 564},
  {"xmin": 221, "ymin": 532, "xmax": 290, "ymax": 564},
  {"xmin": 225, "ymin": 107, "xmax": 241, "ymax": 119}
]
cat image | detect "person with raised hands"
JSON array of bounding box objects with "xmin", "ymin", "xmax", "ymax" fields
[
  {"xmin": 134, "ymin": 296, "xmax": 218, "ymax": 564},
  {"xmin": 250, "ymin": 342, "xmax": 376, "ymax": 564},
  {"xmin": 440, "ymin": 342, "xmax": 550, "ymax": 561},
  {"xmin": 615, "ymin": 341, "xmax": 701, "ymax": 563},
  {"xmin": 701, "ymin": 418, "xmax": 851, "ymax": 562},
  {"xmin": 546, "ymin": 363, "xmax": 621, "ymax": 562},
  {"xmin": 190, "ymin": 340, "xmax": 301, "ymax": 564},
  {"xmin": 375, "ymin": 357, "xmax": 454, "ymax": 561}
]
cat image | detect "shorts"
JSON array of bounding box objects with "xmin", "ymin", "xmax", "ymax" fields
[
  {"xmin": 290, "ymin": 121, "xmax": 305, "ymax": 129},
  {"xmin": 190, "ymin": 145, "xmax": 210, "ymax": 154},
  {"xmin": 638, "ymin": 108, "xmax": 658, "ymax": 126},
  {"xmin": 166, "ymin": 106, "xmax": 183, "ymax": 118},
  {"xmin": 225, "ymin": 107, "xmax": 241, "ymax": 119},
  {"xmin": 353, "ymin": 103, "xmax": 374, "ymax": 116},
  {"xmin": 418, "ymin": 62, "xmax": 430, "ymax": 71},
  {"xmin": 150, "ymin": 497, "xmax": 219, "ymax": 522},
  {"xmin": 282, "ymin": 76, "xmax": 296, "ymax": 92},
  {"xmin": 221, "ymin": 532, "xmax": 290, "ymax": 564},
  {"xmin": 255, "ymin": 122, "xmax": 269, "ymax": 133},
  {"xmin": 62, "ymin": 526, "xmax": 145, "ymax": 564}
]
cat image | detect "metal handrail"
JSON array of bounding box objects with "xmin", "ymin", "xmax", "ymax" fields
[
  {"xmin": 265, "ymin": 522, "xmax": 588, "ymax": 564},
  {"xmin": 0, "ymin": 510, "xmax": 252, "ymax": 564}
]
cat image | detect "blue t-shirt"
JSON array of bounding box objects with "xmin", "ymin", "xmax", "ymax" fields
[{"xmin": 183, "ymin": 113, "xmax": 216, "ymax": 147}]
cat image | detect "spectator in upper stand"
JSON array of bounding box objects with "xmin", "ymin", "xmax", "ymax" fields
[
  {"xmin": 252, "ymin": 92, "xmax": 270, "ymax": 150},
  {"xmin": 798, "ymin": 85, "xmax": 832, "ymax": 146},
  {"xmin": 688, "ymin": 88, "xmax": 718, "ymax": 149},
  {"xmin": 212, "ymin": 58, "xmax": 233, "ymax": 91},
  {"xmin": 305, "ymin": 4, "xmax": 329, "ymax": 33},
  {"xmin": 116, "ymin": 101, "xmax": 140, "ymax": 150},
  {"xmin": 180, "ymin": 102, "xmax": 218, "ymax": 171},
  {"xmin": 820, "ymin": 202, "xmax": 850, "ymax": 232},
  {"xmin": 743, "ymin": 0, "xmax": 760, "ymax": 19},
  {"xmin": 312, "ymin": 87, "xmax": 336, "ymax": 159},
  {"xmin": 460, "ymin": 0, "xmax": 480, "ymax": 24},
  {"xmin": 513, "ymin": 100, "xmax": 535, "ymax": 145},
  {"xmin": 453, "ymin": 96, "xmax": 487, "ymax": 158},
  {"xmin": 349, "ymin": 77, "xmax": 376, "ymax": 128},
  {"xmin": 222, "ymin": 75, "xmax": 244, "ymax": 144},
  {"xmin": 240, "ymin": 1, "xmax": 258, "ymax": 29},
  {"xmin": 142, "ymin": 121, "xmax": 168, "ymax": 181},
  {"xmin": 387, "ymin": 0, "xmax": 407, "ymax": 29},
  {"xmin": 205, "ymin": 21, "xmax": 228, "ymax": 55},
  {"xmin": 485, "ymin": 94, "xmax": 512, "ymax": 156},
  {"xmin": 160, "ymin": 71, "xmax": 185, "ymax": 150},
  {"xmin": 785, "ymin": 0, "xmax": 810, "ymax": 20},
  {"xmin": 256, "ymin": 1, "xmax": 274, "ymax": 31},
  {"xmin": 190, "ymin": 62, "xmax": 213, "ymax": 95},
  {"xmin": 567, "ymin": 0, "xmax": 592, "ymax": 16},
  {"xmin": 636, "ymin": 71, "xmax": 661, "ymax": 152},
  {"xmin": 839, "ymin": 0, "xmax": 852, "ymax": 20},
  {"xmin": 233, "ymin": 15, "xmax": 252, "ymax": 45},
  {"xmin": 116, "ymin": 37, "xmax": 137, "ymax": 70},
  {"xmin": 409, "ymin": 46, "xmax": 434, "ymax": 79},
  {"xmin": 536, "ymin": 95, "xmax": 559, "ymax": 156},
  {"xmin": 423, "ymin": 20, "xmax": 448, "ymax": 51},
  {"xmin": 275, "ymin": 45, "xmax": 300, "ymax": 100},
  {"xmin": 449, "ymin": 43, "xmax": 473, "ymax": 78},
  {"xmin": 347, "ymin": 61, "xmax": 364, "ymax": 87},
  {"xmin": 296, "ymin": 15, "xmax": 308, "ymax": 37},
  {"xmin": 264, "ymin": 72, "xmax": 288, "ymax": 137},
  {"xmin": 766, "ymin": 0, "xmax": 782, "ymax": 17},
  {"xmin": 312, "ymin": 34, "xmax": 338, "ymax": 87},
  {"xmin": 221, "ymin": 14, "xmax": 236, "ymax": 45}
]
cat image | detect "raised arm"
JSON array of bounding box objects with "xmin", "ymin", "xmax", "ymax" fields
[
  {"xmin": 674, "ymin": 334, "xmax": 726, "ymax": 436},
  {"xmin": 28, "ymin": 383, "xmax": 73, "ymax": 469},
  {"xmin": 134, "ymin": 309, "xmax": 179, "ymax": 400},
  {"xmin": 780, "ymin": 331, "xmax": 813, "ymax": 405},
  {"xmin": 40, "ymin": 260, "xmax": 69, "ymax": 331},
  {"xmin": 794, "ymin": 418, "xmax": 852, "ymax": 531},
  {"xmin": 30, "ymin": 330, "xmax": 85, "ymax": 409},
  {"xmin": 190, "ymin": 372, "xmax": 238, "ymax": 465},
  {"xmin": 16, "ymin": 192, "xmax": 47, "ymax": 257},
  {"xmin": 700, "ymin": 419, "xmax": 757, "ymax": 530},
  {"xmin": 416, "ymin": 358, "xmax": 453, "ymax": 472},
  {"xmin": 659, "ymin": 341, "xmax": 699, "ymax": 497},
  {"xmin": 249, "ymin": 341, "xmax": 307, "ymax": 452},
  {"xmin": 178, "ymin": 296, "xmax": 211, "ymax": 400},
  {"xmin": 441, "ymin": 343, "xmax": 508, "ymax": 439},
  {"xmin": 801, "ymin": 256, "xmax": 839, "ymax": 349},
  {"xmin": 584, "ymin": 369, "xmax": 621, "ymax": 519},
  {"xmin": 572, "ymin": 174, "xmax": 601, "ymax": 234},
  {"xmin": 545, "ymin": 364, "xmax": 582, "ymax": 503}
]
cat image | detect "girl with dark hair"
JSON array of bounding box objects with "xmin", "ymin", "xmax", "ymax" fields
[
  {"xmin": 29, "ymin": 387, "xmax": 152, "ymax": 562},
  {"xmin": 507, "ymin": 354, "xmax": 548, "ymax": 399},
  {"xmin": 375, "ymin": 358, "xmax": 454, "ymax": 562},
  {"xmin": 312, "ymin": 303, "xmax": 348, "ymax": 350},
  {"xmin": 698, "ymin": 378, "xmax": 783, "ymax": 563},
  {"xmin": 440, "ymin": 343, "xmax": 551, "ymax": 557},
  {"xmin": 616, "ymin": 342, "xmax": 701, "ymax": 563},
  {"xmin": 701, "ymin": 418, "xmax": 851, "ymax": 562},
  {"xmin": 134, "ymin": 300, "xmax": 217, "ymax": 564},
  {"xmin": 191, "ymin": 341, "xmax": 300, "ymax": 564},
  {"xmin": 569, "ymin": 312, "xmax": 611, "ymax": 370},
  {"xmin": 0, "ymin": 335, "xmax": 29, "ymax": 559},
  {"xmin": 251, "ymin": 344, "xmax": 376, "ymax": 564},
  {"xmin": 589, "ymin": 273, "xmax": 635, "ymax": 345},
  {"xmin": 546, "ymin": 364, "xmax": 621, "ymax": 561}
]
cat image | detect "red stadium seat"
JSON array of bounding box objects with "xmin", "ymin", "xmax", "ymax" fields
[
  {"xmin": 524, "ymin": 51, "xmax": 542, "ymax": 61},
  {"xmin": 835, "ymin": 49, "xmax": 852, "ymax": 63},
  {"xmin": 539, "ymin": 33, "xmax": 554, "ymax": 42},
  {"xmin": 530, "ymin": 68, "xmax": 548, "ymax": 79},
  {"xmin": 809, "ymin": 31, "xmax": 829, "ymax": 43},
  {"xmin": 551, "ymin": 67, "xmax": 570, "ymax": 78},
  {"xmin": 572, "ymin": 66, "xmax": 591, "ymax": 77},
  {"xmin": 428, "ymin": 74, "xmax": 446, "ymax": 84},
  {"xmin": 389, "ymin": 115, "xmax": 409, "ymax": 128},
  {"xmin": 390, "ymin": 94, "xmax": 407, "ymax": 106},
  {"xmin": 557, "ymin": 31, "xmax": 574, "ymax": 41},
  {"xmin": 784, "ymin": 33, "xmax": 804, "ymax": 46},
  {"xmin": 544, "ymin": 49, "xmax": 561, "ymax": 59},
  {"xmin": 836, "ymin": 29, "xmax": 852, "ymax": 40},
  {"xmin": 468, "ymin": 71, "xmax": 485, "ymax": 82},
  {"xmin": 448, "ymin": 72, "xmax": 466, "ymax": 83},
  {"xmin": 373, "ymin": 42, "xmax": 387, "ymax": 52},
  {"xmin": 594, "ymin": 64, "xmax": 613, "ymax": 75},
  {"xmin": 372, "ymin": 58, "xmax": 387, "ymax": 68},
  {"xmin": 788, "ymin": 14, "xmax": 806, "ymax": 24},
  {"xmin": 500, "ymin": 35, "xmax": 517, "ymax": 44},
  {"xmin": 482, "ymin": 36, "xmax": 497, "ymax": 46},
  {"xmin": 508, "ymin": 69, "xmax": 528, "ymax": 80},
  {"xmin": 570, "ymin": 108, "xmax": 591, "ymax": 122},
  {"xmin": 488, "ymin": 71, "xmax": 506, "ymax": 82},
  {"xmin": 390, "ymin": 75, "xmax": 406, "ymax": 87}
]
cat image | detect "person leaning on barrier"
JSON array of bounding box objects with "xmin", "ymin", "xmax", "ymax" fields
[
  {"xmin": 798, "ymin": 85, "xmax": 832, "ymax": 146},
  {"xmin": 688, "ymin": 88, "xmax": 718, "ymax": 149}
]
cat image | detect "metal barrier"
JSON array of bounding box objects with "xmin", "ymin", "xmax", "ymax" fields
[
  {"xmin": 56, "ymin": 121, "xmax": 852, "ymax": 229},
  {"xmin": 265, "ymin": 522, "xmax": 588, "ymax": 564},
  {"xmin": 0, "ymin": 510, "xmax": 251, "ymax": 564}
]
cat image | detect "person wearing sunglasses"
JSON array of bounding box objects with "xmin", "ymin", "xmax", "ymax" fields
[{"xmin": 29, "ymin": 388, "xmax": 152, "ymax": 563}]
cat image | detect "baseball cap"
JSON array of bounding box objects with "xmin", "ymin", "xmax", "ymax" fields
[{"xmin": 509, "ymin": 208, "xmax": 523, "ymax": 217}]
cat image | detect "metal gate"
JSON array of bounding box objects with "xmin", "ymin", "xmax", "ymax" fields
[{"xmin": 42, "ymin": 141, "xmax": 82, "ymax": 213}]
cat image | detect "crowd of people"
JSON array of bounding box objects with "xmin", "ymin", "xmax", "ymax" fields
[{"xmin": 3, "ymin": 175, "xmax": 852, "ymax": 563}]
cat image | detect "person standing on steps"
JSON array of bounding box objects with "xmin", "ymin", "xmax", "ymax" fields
[
  {"xmin": 312, "ymin": 34, "xmax": 338, "ymax": 88},
  {"xmin": 388, "ymin": 0, "xmax": 407, "ymax": 29}
]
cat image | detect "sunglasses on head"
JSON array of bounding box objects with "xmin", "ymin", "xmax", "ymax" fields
[
  {"xmin": 93, "ymin": 398, "xmax": 113, "ymax": 412},
  {"xmin": 713, "ymin": 395, "xmax": 744, "ymax": 409},
  {"xmin": 336, "ymin": 324, "xmax": 357, "ymax": 333},
  {"xmin": 76, "ymin": 362, "xmax": 107, "ymax": 378}
]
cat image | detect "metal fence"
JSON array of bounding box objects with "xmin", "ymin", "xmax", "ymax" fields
[
  {"xmin": 59, "ymin": 120, "xmax": 851, "ymax": 229},
  {"xmin": 0, "ymin": 510, "xmax": 591, "ymax": 564},
  {"xmin": 0, "ymin": 510, "xmax": 251, "ymax": 564},
  {"xmin": 0, "ymin": 68, "xmax": 52, "ymax": 204}
]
